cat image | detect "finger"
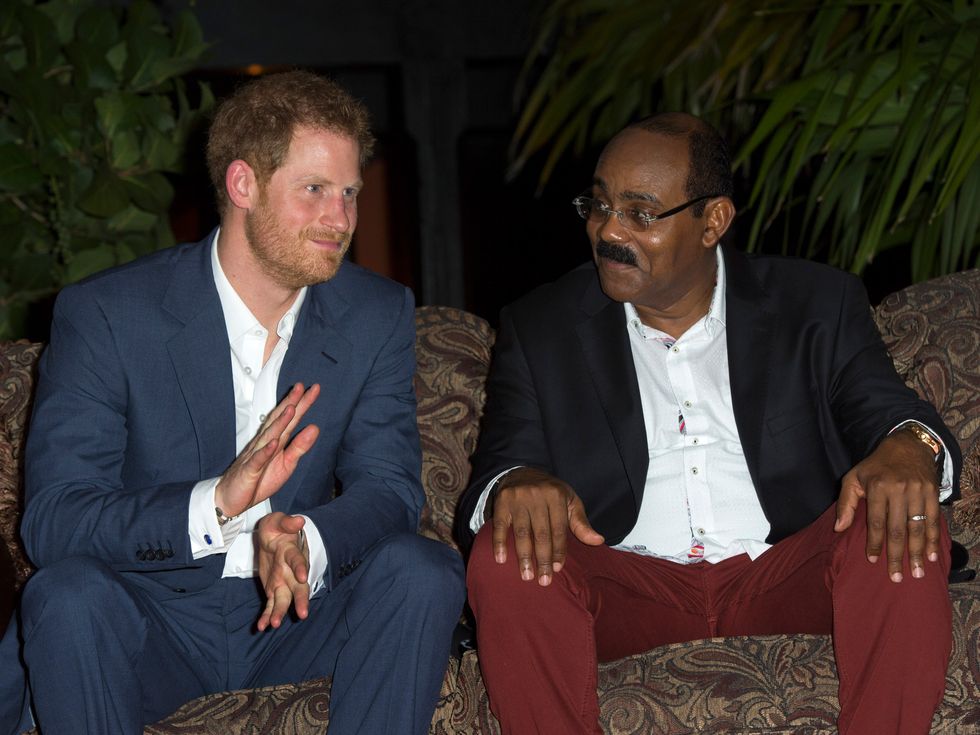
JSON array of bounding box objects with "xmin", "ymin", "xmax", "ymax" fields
[
  {"xmin": 528, "ymin": 500, "xmax": 554, "ymax": 586},
  {"xmin": 285, "ymin": 543, "xmax": 309, "ymax": 585},
  {"xmin": 923, "ymin": 489, "xmax": 941, "ymax": 564},
  {"xmin": 863, "ymin": 483, "xmax": 886, "ymax": 563},
  {"xmin": 267, "ymin": 583, "xmax": 294, "ymax": 629},
  {"xmin": 261, "ymin": 386, "xmax": 303, "ymax": 434},
  {"xmin": 549, "ymin": 500, "xmax": 569, "ymax": 574},
  {"xmin": 906, "ymin": 491, "xmax": 928, "ymax": 579},
  {"xmin": 834, "ymin": 474, "xmax": 863, "ymax": 532},
  {"xmin": 291, "ymin": 582, "xmax": 310, "ymax": 621},
  {"xmin": 257, "ymin": 596, "xmax": 276, "ymax": 632},
  {"xmin": 249, "ymin": 404, "xmax": 296, "ymax": 456},
  {"xmin": 511, "ymin": 507, "xmax": 536, "ymax": 582},
  {"xmin": 568, "ymin": 498, "xmax": 604, "ymax": 546},
  {"xmin": 280, "ymin": 383, "xmax": 321, "ymax": 441},
  {"xmin": 885, "ymin": 488, "xmax": 907, "ymax": 583},
  {"xmin": 280, "ymin": 424, "xmax": 320, "ymax": 468},
  {"xmin": 491, "ymin": 512, "xmax": 511, "ymax": 566}
]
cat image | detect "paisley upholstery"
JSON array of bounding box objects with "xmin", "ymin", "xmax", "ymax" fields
[{"xmin": 1, "ymin": 271, "xmax": 978, "ymax": 734}]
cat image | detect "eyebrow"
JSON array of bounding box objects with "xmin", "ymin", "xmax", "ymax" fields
[{"xmin": 591, "ymin": 178, "xmax": 662, "ymax": 206}]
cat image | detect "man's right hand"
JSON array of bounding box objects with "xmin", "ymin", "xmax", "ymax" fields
[
  {"xmin": 215, "ymin": 382, "xmax": 321, "ymax": 518},
  {"xmin": 490, "ymin": 467, "xmax": 604, "ymax": 586}
]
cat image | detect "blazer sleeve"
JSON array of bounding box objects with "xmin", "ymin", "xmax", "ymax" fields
[
  {"xmin": 454, "ymin": 305, "xmax": 554, "ymax": 551},
  {"xmin": 825, "ymin": 273, "xmax": 961, "ymax": 491},
  {"xmin": 304, "ymin": 286, "xmax": 426, "ymax": 588},
  {"xmin": 22, "ymin": 285, "xmax": 202, "ymax": 572}
]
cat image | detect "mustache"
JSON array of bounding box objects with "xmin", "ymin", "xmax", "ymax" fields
[{"xmin": 595, "ymin": 240, "xmax": 637, "ymax": 266}]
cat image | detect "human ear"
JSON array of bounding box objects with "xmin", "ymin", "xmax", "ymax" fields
[
  {"xmin": 225, "ymin": 160, "xmax": 258, "ymax": 211},
  {"xmin": 701, "ymin": 197, "xmax": 736, "ymax": 247}
]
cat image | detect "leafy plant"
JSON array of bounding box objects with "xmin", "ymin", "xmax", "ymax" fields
[
  {"xmin": 511, "ymin": 0, "xmax": 980, "ymax": 280},
  {"xmin": 0, "ymin": 0, "xmax": 212, "ymax": 338}
]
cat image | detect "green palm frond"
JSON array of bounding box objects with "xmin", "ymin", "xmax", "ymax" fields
[{"xmin": 512, "ymin": 0, "xmax": 980, "ymax": 279}]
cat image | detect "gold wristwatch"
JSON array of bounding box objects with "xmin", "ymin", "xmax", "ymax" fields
[{"xmin": 902, "ymin": 423, "xmax": 943, "ymax": 461}]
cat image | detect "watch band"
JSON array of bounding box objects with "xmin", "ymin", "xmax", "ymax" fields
[
  {"xmin": 215, "ymin": 506, "xmax": 237, "ymax": 526},
  {"xmin": 902, "ymin": 423, "xmax": 941, "ymax": 458}
]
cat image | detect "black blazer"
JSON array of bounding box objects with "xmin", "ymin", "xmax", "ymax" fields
[{"xmin": 456, "ymin": 246, "xmax": 960, "ymax": 550}]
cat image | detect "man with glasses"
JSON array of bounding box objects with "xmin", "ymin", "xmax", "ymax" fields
[{"xmin": 456, "ymin": 113, "xmax": 958, "ymax": 735}]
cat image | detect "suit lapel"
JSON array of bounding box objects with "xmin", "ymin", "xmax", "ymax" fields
[
  {"xmin": 162, "ymin": 236, "xmax": 237, "ymax": 478},
  {"xmin": 575, "ymin": 276, "xmax": 648, "ymax": 509},
  {"xmin": 273, "ymin": 280, "xmax": 353, "ymax": 509},
  {"xmin": 722, "ymin": 246, "xmax": 777, "ymax": 491}
]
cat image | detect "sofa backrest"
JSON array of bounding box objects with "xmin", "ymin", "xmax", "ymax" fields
[
  {"xmin": 0, "ymin": 342, "xmax": 42, "ymax": 590},
  {"xmin": 874, "ymin": 268, "xmax": 980, "ymax": 455},
  {"xmin": 414, "ymin": 306, "xmax": 495, "ymax": 549},
  {"xmin": 1, "ymin": 269, "xmax": 977, "ymax": 588}
]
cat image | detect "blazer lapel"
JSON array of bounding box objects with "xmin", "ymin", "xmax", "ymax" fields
[
  {"xmin": 575, "ymin": 276, "xmax": 648, "ymax": 510},
  {"xmin": 273, "ymin": 281, "xmax": 353, "ymax": 509},
  {"xmin": 162, "ymin": 237, "xmax": 237, "ymax": 478},
  {"xmin": 723, "ymin": 246, "xmax": 777, "ymax": 491}
]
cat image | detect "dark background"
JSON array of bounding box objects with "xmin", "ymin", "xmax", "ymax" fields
[{"xmin": 163, "ymin": 0, "xmax": 910, "ymax": 328}]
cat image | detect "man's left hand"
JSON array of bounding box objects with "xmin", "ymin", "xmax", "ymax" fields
[
  {"xmin": 256, "ymin": 512, "xmax": 310, "ymax": 630},
  {"xmin": 835, "ymin": 429, "xmax": 940, "ymax": 583}
]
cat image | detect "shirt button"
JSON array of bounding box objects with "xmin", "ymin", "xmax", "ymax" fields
[
  {"xmin": 692, "ymin": 437, "xmax": 699, "ymax": 445},
  {"xmin": 683, "ymin": 400, "xmax": 692, "ymax": 408},
  {"xmin": 672, "ymin": 346, "xmax": 680, "ymax": 353},
  {"xmin": 244, "ymin": 366, "xmax": 252, "ymax": 375},
  {"xmin": 691, "ymin": 467, "xmax": 699, "ymax": 475},
  {"xmin": 254, "ymin": 329, "xmax": 263, "ymax": 337},
  {"xmin": 259, "ymin": 414, "xmax": 267, "ymax": 422},
  {"xmin": 697, "ymin": 527, "xmax": 706, "ymax": 535}
]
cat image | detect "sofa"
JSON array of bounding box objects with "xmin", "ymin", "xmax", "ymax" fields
[{"xmin": 1, "ymin": 268, "xmax": 978, "ymax": 734}]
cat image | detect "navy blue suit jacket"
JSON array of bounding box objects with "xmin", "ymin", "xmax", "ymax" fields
[
  {"xmin": 23, "ymin": 232, "xmax": 424, "ymax": 594},
  {"xmin": 456, "ymin": 245, "xmax": 961, "ymax": 549}
]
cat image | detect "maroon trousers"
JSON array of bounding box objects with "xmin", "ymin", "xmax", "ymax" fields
[{"xmin": 467, "ymin": 502, "xmax": 952, "ymax": 735}]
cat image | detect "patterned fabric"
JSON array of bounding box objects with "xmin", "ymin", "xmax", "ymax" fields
[
  {"xmin": 0, "ymin": 341, "xmax": 41, "ymax": 591},
  {"xmin": 2, "ymin": 273, "xmax": 980, "ymax": 734},
  {"xmin": 414, "ymin": 306, "xmax": 494, "ymax": 550},
  {"xmin": 874, "ymin": 268, "xmax": 980, "ymax": 454}
]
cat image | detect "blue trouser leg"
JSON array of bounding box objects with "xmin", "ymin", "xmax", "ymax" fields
[
  {"xmin": 16, "ymin": 535, "xmax": 464, "ymax": 735},
  {"xmin": 0, "ymin": 611, "xmax": 33, "ymax": 735},
  {"xmin": 18, "ymin": 557, "xmax": 224, "ymax": 735},
  {"xmin": 243, "ymin": 533, "xmax": 466, "ymax": 735}
]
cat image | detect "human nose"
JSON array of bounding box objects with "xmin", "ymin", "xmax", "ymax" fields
[
  {"xmin": 320, "ymin": 194, "xmax": 354, "ymax": 233},
  {"xmin": 595, "ymin": 206, "xmax": 628, "ymax": 241}
]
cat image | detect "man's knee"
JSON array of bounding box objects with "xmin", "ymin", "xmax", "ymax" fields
[
  {"xmin": 466, "ymin": 525, "xmax": 565, "ymax": 614},
  {"xmin": 369, "ymin": 533, "xmax": 466, "ymax": 613},
  {"xmin": 21, "ymin": 557, "xmax": 124, "ymax": 629}
]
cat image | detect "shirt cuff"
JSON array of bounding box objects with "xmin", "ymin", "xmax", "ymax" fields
[
  {"xmin": 189, "ymin": 477, "xmax": 245, "ymax": 558},
  {"xmin": 297, "ymin": 515, "xmax": 328, "ymax": 596},
  {"xmin": 469, "ymin": 466, "xmax": 524, "ymax": 534},
  {"xmin": 889, "ymin": 420, "xmax": 954, "ymax": 502}
]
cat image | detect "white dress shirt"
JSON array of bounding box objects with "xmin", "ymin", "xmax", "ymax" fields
[
  {"xmin": 471, "ymin": 249, "xmax": 952, "ymax": 563},
  {"xmin": 186, "ymin": 232, "xmax": 328, "ymax": 594}
]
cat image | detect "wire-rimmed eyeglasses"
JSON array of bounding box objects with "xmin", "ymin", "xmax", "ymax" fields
[{"xmin": 571, "ymin": 193, "xmax": 719, "ymax": 233}]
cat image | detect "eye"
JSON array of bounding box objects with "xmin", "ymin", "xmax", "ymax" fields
[
  {"xmin": 305, "ymin": 184, "xmax": 322, "ymax": 194},
  {"xmin": 627, "ymin": 208, "xmax": 655, "ymax": 226},
  {"xmin": 342, "ymin": 187, "xmax": 359, "ymax": 199}
]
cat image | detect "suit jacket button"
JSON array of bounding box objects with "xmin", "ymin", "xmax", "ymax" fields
[
  {"xmin": 155, "ymin": 549, "xmax": 166, "ymax": 560},
  {"xmin": 165, "ymin": 549, "xmax": 175, "ymax": 558},
  {"xmin": 136, "ymin": 550, "xmax": 146, "ymax": 561}
]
